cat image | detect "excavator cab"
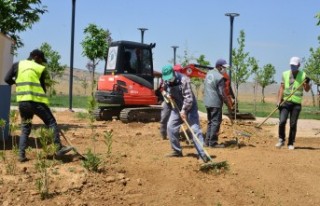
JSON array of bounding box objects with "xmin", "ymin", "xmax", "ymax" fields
[{"xmin": 95, "ymin": 41, "xmax": 161, "ymax": 122}]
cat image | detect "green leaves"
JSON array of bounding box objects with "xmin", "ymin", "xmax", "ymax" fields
[
  {"xmin": 232, "ymin": 30, "xmax": 257, "ymax": 89},
  {"xmin": 40, "ymin": 42, "xmax": 66, "ymax": 97},
  {"xmin": 81, "ymin": 24, "xmax": 111, "ymax": 62},
  {"xmin": 0, "ymin": 0, "xmax": 47, "ymax": 50}
]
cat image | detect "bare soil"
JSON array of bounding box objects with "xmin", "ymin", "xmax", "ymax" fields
[{"xmin": 0, "ymin": 110, "xmax": 320, "ymax": 206}]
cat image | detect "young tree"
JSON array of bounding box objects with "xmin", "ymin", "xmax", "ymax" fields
[
  {"xmin": 232, "ymin": 30, "xmax": 258, "ymax": 98},
  {"xmin": 316, "ymin": 12, "xmax": 320, "ymax": 26},
  {"xmin": 40, "ymin": 43, "xmax": 66, "ymax": 96},
  {"xmin": 255, "ymin": 64, "xmax": 276, "ymax": 103},
  {"xmin": 192, "ymin": 55, "xmax": 210, "ymax": 98},
  {"xmin": 0, "ymin": 0, "xmax": 47, "ymax": 50},
  {"xmin": 304, "ymin": 36, "xmax": 320, "ymax": 108},
  {"xmin": 80, "ymin": 75, "xmax": 89, "ymax": 96},
  {"xmin": 80, "ymin": 24, "xmax": 112, "ymax": 94}
]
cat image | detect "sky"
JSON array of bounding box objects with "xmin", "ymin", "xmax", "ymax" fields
[{"xmin": 15, "ymin": 0, "xmax": 320, "ymax": 83}]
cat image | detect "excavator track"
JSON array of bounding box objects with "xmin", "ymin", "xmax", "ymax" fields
[
  {"xmin": 119, "ymin": 107, "xmax": 162, "ymax": 123},
  {"xmin": 94, "ymin": 107, "xmax": 123, "ymax": 121}
]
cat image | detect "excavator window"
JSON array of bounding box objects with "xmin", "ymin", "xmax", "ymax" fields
[{"xmin": 123, "ymin": 48, "xmax": 152, "ymax": 77}]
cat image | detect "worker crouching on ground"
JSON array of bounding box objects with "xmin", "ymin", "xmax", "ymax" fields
[
  {"xmin": 161, "ymin": 65, "xmax": 209, "ymax": 163},
  {"xmin": 275, "ymin": 56, "xmax": 311, "ymax": 150},
  {"xmin": 4, "ymin": 49, "xmax": 73, "ymax": 162},
  {"xmin": 203, "ymin": 59, "xmax": 233, "ymax": 148}
]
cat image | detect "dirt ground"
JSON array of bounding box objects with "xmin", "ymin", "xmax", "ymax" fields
[{"xmin": 0, "ymin": 110, "xmax": 320, "ymax": 206}]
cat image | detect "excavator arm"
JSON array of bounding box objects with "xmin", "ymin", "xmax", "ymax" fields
[
  {"xmin": 178, "ymin": 64, "xmax": 255, "ymax": 120},
  {"xmin": 179, "ymin": 64, "xmax": 235, "ymax": 111}
]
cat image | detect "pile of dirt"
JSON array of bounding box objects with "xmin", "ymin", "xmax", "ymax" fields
[{"xmin": 0, "ymin": 110, "xmax": 319, "ymax": 206}]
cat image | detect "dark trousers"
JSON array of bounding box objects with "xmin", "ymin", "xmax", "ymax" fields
[
  {"xmin": 278, "ymin": 101, "xmax": 302, "ymax": 145},
  {"xmin": 18, "ymin": 101, "xmax": 61, "ymax": 156},
  {"xmin": 205, "ymin": 107, "xmax": 222, "ymax": 146}
]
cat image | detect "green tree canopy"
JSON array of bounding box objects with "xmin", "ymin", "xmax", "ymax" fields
[
  {"xmin": 40, "ymin": 42, "xmax": 66, "ymax": 96},
  {"xmin": 255, "ymin": 63, "xmax": 276, "ymax": 103},
  {"xmin": 0, "ymin": 0, "xmax": 47, "ymax": 50},
  {"xmin": 232, "ymin": 30, "xmax": 258, "ymax": 91},
  {"xmin": 80, "ymin": 23, "xmax": 112, "ymax": 93}
]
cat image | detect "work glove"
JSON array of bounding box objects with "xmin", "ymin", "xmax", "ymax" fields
[
  {"xmin": 276, "ymin": 101, "xmax": 282, "ymax": 110},
  {"xmin": 161, "ymin": 91, "xmax": 170, "ymax": 103},
  {"xmin": 305, "ymin": 77, "xmax": 311, "ymax": 84}
]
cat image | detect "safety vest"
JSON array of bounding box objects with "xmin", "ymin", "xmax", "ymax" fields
[
  {"xmin": 283, "ymin": 70, "xmax": 305, "ymax": 104},
  {"xmin": 15, "ymin": 60, "xmax": 49, "ymax": 105}
]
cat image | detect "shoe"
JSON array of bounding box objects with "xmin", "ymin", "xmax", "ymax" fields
[
  {"xmin": 165, "ymin": 151, "xmax": 183, "ymax": 157},
  {"xmin": 56, "ymin": 146, "xmax": 74, "ymax": 157},
  {"xmin": 209, "ymin": 143, "xmax": 225, "ymax": 148},
  {"xmin": 288, "ymin": 145, "xmax": 295, "ymax": 150},
  {"xmin": 275, "ymin": 141, "xmax": 285, "ymax": 148},
  {"xmin": 18, "ymin": 156, "xmax": 28, "ymax": 163}
]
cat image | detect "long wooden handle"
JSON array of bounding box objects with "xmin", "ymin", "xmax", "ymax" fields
[
  {"xmin": 59, "ymin": 130, "xmax": 86, "ymax": 159},
  {"xmin": 169, "ymin": 97, "xmax": 212, "ymax": 160}
]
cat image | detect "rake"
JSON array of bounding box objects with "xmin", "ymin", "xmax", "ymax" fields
[
  {"xmin": 256, "ymin": 79, "xmax": 306, "ymax": 128},
  {"xmin": 168, "ymin": 97, "xmax": 229, "ymax": 172},
  {"xmin": 59, "ymin": 130, "xmax": 87, "ymax": 160}
]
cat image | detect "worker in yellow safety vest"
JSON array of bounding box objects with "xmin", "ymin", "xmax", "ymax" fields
[
  {"xmin": 275, "ymin": 56, "xmax": 311, "ymax": 150},
  {"xmin": 4, "ymin": 49, "xmax": 73, "ymax": 162}
]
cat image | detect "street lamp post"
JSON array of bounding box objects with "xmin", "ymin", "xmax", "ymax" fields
[
  {"xmin": 69, "ymin": 0, "xmax": 76, "ymax": 111},
  {"xmin": 225, "ymin": 13, "xmax": 239, "ymax": 80},
  {"xmin": 137, "ymin": 28, "xmax": 148, "ymax": 43},
  {"xmin": 171, "ymin": 46, "xmax": 179, "ymax": 65}
]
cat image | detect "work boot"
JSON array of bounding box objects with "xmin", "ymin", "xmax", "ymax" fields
[
  {"xmin": 18, "ymin": 155, "xmax": 28, "ymax": 163},
  {"xmin": 56, "ymin": 146, "xmax": 74, "ymax": 157},
  {"xmin": 165, "ymin": 151, "xmax": 183, "ymax": 158},
  {"xmin": 18, "ymin": 151, "xmax": 28, "ymax": 163}
]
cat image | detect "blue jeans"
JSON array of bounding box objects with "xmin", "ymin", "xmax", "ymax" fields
[
  {"xmin": 278, "ymin": 101, "xmax": 301, "ymax": 145},
  {"xmin": 18, "ymin": 101, "xmax": 61, "ymax": 157},
  {"xmin": 167, "ymin": 105, "xmax": 206, "ymax": 159},
  {"xmin": 160, "ymin": 101, "xmax": 171, "ymax": 138},
  {"xmin": 205, "ymin": 107, "xmax": 222, "ymax": 146}
]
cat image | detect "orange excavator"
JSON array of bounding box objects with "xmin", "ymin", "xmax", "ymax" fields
[
  {"xmin": 94, "ymin": 40, "xmax": 254, "ymax": 122},
  {"xmin": 94, "ymin": 40, "xmax": 162, "ymax": 122}
]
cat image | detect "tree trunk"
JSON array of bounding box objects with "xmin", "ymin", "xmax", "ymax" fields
[
  {"xmin": 261, "ymin": 87, "xmax": 265, "ymax": 103},
  {"xmin": 318, "ymin": 84, "xmax": 320, "ymax": 109}
]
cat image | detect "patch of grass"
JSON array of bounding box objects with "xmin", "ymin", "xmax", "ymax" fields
[{"xmin": 198, "ymin": 100, "xmax": 320, "ymax": 120}]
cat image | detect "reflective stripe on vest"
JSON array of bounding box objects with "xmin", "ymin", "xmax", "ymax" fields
[
  {"xmin": 283, "ymin": 70, "xmax": 305, "ymax": 104},
  {"xmin": 15, "ymin": 60, "xmax": 49, "ymax": 105}
]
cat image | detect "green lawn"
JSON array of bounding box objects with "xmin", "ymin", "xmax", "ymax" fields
[
  {"xmin": 10, "ymin": 94, "xmax": 320, "ymax": 120},
  {"xmin": 197, "ymin": 100, "xmax": 320, "ymax": 120}
]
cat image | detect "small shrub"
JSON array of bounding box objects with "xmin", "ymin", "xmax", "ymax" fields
[{"xmin": 82, "ymin": 149, "xmax": 101, "ymax": 172}]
